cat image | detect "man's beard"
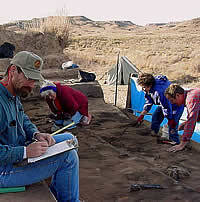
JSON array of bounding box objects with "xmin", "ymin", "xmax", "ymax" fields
[{"xmin": 15, "ymin": 86, "xmax": 32, "ymax": 98}]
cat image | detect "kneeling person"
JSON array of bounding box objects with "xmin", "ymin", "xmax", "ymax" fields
[
  {"xmin": 136, "ymin": 73, "xmax": 184, "ymax": 144},
  {"xmin": 165, "ymin": 84, "xmax": 200, "ymax": 152},
  {"xmin": 40, "ymin": 81, "xmax": 92, "ymax": 130}
]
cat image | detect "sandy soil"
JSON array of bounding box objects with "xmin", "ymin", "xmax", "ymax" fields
[{"xmin": 23, "ymin": 89, "xmax": 200, "ymax": 202}]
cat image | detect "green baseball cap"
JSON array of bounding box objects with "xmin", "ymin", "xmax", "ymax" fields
[{"xmin": 10, "ymin": 51, "xmax": 44, "ymax": 81}]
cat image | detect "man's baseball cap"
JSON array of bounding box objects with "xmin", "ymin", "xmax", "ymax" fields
[{"xmin": 10, "ymin": 51, "xmax": 44, "ymax": 81}]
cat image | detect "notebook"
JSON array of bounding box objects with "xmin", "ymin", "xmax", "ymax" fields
[{"xmin": 28, "ymin": 138, "xmax": 78, "ymax": 163}]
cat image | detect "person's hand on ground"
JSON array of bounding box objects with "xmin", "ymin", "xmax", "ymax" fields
[
  {"xmin": 167, "ymin": 141, "xmax": 187, "ymax": 152},
  {"xmin": 81, "ymin": 114, "xmax": 92, "ymax": 125},
  {"xmin": 136, "ymin": 114, "xmax": 144, "ymax": 125},
  {"xmin": 26, "ymin": 141, "xmax": 49, "ymax": 158},
  {"xmin": 34, "ymin": 132, "xmax": 56, "ymax": 146}
]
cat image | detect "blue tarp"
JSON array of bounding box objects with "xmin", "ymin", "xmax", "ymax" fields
[{"xmin": 130, "ymin": 77, "xmax": 200, "ymax": 143}]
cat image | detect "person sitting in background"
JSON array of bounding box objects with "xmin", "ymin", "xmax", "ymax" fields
[
  {"xmin": 0, "ymin": 51, "xmax": 80, "ymax": 201},
  {"xmin": 136, "ymin": 73, "xmax": 184, "ymax": 144},
  {"xmin": 165, "ymin": 84, "xmax": 200, "ymax": 152},
  {"xmin": 40, "ymin": 81, "xmax": 92, "ymax": 131}
]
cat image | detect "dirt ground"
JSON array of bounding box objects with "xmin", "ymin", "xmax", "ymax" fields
[
  {"xmin": 2, "ymin": 16, "xmax": 200, "ymax": 202},
  {"xmin": 23, "ymin": 91, "xmax": 200, "ymax": 202}
]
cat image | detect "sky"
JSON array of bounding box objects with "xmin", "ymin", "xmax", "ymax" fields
[{"xmin": 1, "ymin": 0, "xmax": 200, "ymax": 26}]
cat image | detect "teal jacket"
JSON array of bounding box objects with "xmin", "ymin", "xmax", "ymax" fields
[{"xmin": 0, "ymin": 84, "xmax": 38, "ymax": 166}]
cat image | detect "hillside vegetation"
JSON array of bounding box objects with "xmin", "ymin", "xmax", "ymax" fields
[
  {"xmin": 67, "ymin": 17, "xmax": 200, "ymax": 85},
  {"xmin": 1, "ymin": 16, "xmax": 200, "ymax": 85}
]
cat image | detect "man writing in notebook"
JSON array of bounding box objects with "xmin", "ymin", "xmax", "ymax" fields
[{"xmin": 0, "ymin": 51, "xmax": 80, "ymax": 202}]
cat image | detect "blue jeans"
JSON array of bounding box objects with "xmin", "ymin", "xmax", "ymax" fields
[
  {"xmin": 151, "ymin": 106, "xmax": 184, "ymax": 144},
  {"xmin": 0, "ymin": 133, "xmax": 80, "ymax": 202}
]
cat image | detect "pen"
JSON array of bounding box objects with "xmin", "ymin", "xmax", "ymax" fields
[{"xmin": 32, "ymin": 138, "xmax": 38, "ymax": 143}]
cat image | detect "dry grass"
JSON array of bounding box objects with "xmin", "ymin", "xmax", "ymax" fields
[
  {"xmin": 3, "ymin": 16, "xmax": 200, "ymax": 87},
  {"xmin": 40, "ymin": 16, "xmax": 70, "ymax": 49},
  {"xmin": 65, "ymin": 19, "xmax": 200, "ymax": 86},
  {"xmin": 24, "ymin": 9, "xmax": 70, "ymax": 49}
]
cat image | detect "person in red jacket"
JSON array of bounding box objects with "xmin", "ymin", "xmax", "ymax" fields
[{"xmin": 40, "ymin": 81, "xmax": 92, "ymax": 130}]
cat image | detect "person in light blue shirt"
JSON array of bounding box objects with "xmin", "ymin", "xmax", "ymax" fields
[
  {"xmin": 136, "ymin": 73, "xmax": 184, "ymax": 144},
  {"xmin": 0, "ymin": 51, "xmax": 80, "ymax": 202}
]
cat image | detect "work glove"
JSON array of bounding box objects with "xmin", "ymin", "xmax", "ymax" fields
[
  {"xmin": 136, "ymin": 114, "xmax": 144, "ymax": 125},
  {"xmin": 168, "ymin": 119, "xmax": 177, "ymax": 129}
]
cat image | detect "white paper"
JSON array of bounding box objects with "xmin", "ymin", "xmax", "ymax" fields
[{"xmin": 28, "ymin": 140, "xmax": 77, "ymax": 163}]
